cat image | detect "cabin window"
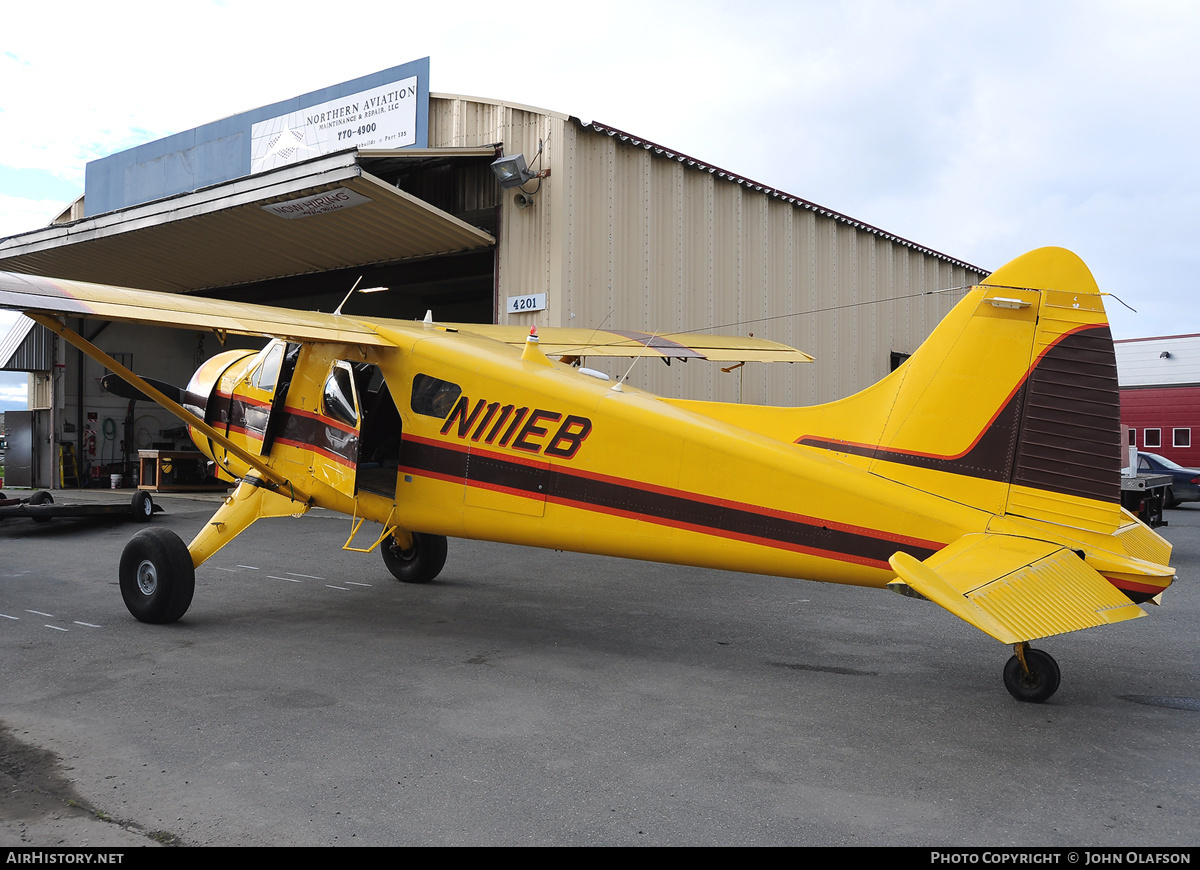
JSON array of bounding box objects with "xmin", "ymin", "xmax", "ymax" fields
[
  {"xmin": 1174, "ymin": 428, "xmax": 1191, "ymax": 448},
  {"xmin": 1144, "ymin": 428, "xmax": 1161, "ymax": 448},
  {"xmin": 323, "ymin": 362, "xmax": 359, "ymax": 427},
  {"xmin": 411, "ymin": 373, "xmax": 462, "ymax": 418},
  {"xmin": 1129, "ymin": 429, "xmax": 1137, "ymax": 446}
]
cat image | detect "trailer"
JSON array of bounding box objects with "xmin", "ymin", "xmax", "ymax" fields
[
  {"xmin": 1120, "ymin": 472, "xmax": 1171, "ymax": 528},
  {"xmin": 0, "ymin": 490, "xmax": 160, "ymax": 523}
]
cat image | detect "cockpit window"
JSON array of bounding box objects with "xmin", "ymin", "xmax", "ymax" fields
[
  {"xmin": 411, "ymin": 374, "xmax": 462, "ymax": 419},
  {"xmin": 251, "ymin": 342, "xmax": 285, "ymax": 392},
  {"xmin": 323, "ymin": 363, "xmax": 359, "ymax": 427}
]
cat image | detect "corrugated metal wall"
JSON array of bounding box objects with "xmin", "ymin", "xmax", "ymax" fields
[
  {"xmin": 1115, "ymin": 335, "xmax": 1200, "ymax": 388},
  {"xmin": 429, "ymin": 94, "xmax": 986, "ymax": 406}
]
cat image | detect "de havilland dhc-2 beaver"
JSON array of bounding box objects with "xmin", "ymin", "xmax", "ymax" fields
[{"xmin": 0, "ymin": 247, "xmax": 1176, "ymax": 703}]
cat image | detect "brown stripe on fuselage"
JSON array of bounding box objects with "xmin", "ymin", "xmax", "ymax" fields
[
  {"xmin": 796, "ymin": 325, "xmax": 1120, "ymax": 503},
  {"xmin": 399, "ymin": 435, "xmax": 941, "ymax": 569},
  {"xmin": 214, "ymin": 392, "xmax": 360, "ymax": 468}
]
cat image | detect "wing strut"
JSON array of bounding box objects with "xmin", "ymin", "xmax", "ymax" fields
[{"xmin": 31, "ymin": 313, "xmax": 309, "ymax": 502}]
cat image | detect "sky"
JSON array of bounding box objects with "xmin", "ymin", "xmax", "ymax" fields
[{"xmin": 1, "ymin": 0, "xmax": 1197, "ymax": 411}]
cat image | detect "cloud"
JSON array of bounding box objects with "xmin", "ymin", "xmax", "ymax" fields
[
  {"xmin": 0, "ymin": 372, "xmax": 27, "ymax": 411},
  {"xmin": 0, "ymin": 193, "xmax": 71, "ymax": 239}
]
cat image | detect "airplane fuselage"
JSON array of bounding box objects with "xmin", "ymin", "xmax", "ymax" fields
[{"xmin": 184, "ymin": 325, "xmax": 986, "ymax": 591}]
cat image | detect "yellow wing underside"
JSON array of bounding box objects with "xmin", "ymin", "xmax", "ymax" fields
[
  {"xmin": 888, "ymin": 534, "xmax": 1146, "ymax": 644},
  {"xmin": 446, "ymin": 323, "xmax": 814, "ymax": 363},
  {"xmin": 0, "ymin": 272, "xmax": 811, "ymax": 363}
]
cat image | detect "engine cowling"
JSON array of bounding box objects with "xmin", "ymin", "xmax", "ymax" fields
[{"xmin": 183, "ymin": 348, "xmax": 258, "ymax": 462}]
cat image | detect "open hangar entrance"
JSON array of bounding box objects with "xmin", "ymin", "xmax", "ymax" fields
[{"xmin": 0, "ymin": 147, "xmax": 500, "ymax": 488}]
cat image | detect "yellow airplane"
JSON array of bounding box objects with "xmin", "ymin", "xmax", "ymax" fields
[{"xmin": 0, "ymin": 247, "xmax": 1175, "ymax": 703}]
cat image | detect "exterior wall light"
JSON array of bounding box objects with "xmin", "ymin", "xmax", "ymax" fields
[
  {"xmin": 491, "ymin": 150, "xmax": 551, "ymax": 196},
  {"xmin": 491, "ymin": 154, "xmax": 536, "ymax": 189}
]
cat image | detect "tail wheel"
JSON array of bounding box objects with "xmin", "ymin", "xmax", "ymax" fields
[
  {"xmin": 119, "ymin": 528, "xmax": 195, "ymax": 623},
  {"xmin": 1003, "ymin": 647, "xmax": 1061, "ymax": 703},
  {"xmin": 381, "ymin": 531, "xmax": 447, "ymax": 584}
]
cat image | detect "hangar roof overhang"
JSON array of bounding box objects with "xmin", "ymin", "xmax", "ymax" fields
[{"xmin": 0, "ymin": 147, "xmax": 498, "ymax": 295}]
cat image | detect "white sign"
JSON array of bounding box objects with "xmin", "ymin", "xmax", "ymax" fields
[
  {"xmin": 251, "ymin": 76, "xmax": 418, "ymax": 173},
  {"xmin": 260, "ymin": 187, "xmax": 373, "ymax": 220},
  {"xmin": 507, "ymin": 293, "xmax": 547, "ymax": 314}
]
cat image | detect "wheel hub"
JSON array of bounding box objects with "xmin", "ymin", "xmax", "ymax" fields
[{"xmin": 135, "ymin": 559, "xmax": 158, "ymax": 595}]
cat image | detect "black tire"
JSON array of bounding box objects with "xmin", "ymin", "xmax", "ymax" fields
[
  {"xmin": 381, "ymin": 531, "xmax": 447, "ymax": 583},
  {"xmin": 118, "ymin": 528, "xmax": 195, "ymax": 623},
  {"xmin": 29, "ymin": 490, "xmax": 53, "ymax": 523},
  {"xmin": 1003, "ymin": 648, "xmax": 1061, "ymax": 703},
  {"xmin": 1164, "ymin": 487, "xmax": 1177, "ymax": 508},
  {"xmin": 131, "ymin": 490, "xmax": 154, "ymax": 522}
]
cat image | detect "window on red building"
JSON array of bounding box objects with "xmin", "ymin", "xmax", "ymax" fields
[
  {"xmin": 1174, "ymin": 428, "xmax": 1191, "ymax": 448},
  {"xmin": 1145, "ymin": 428, "xmax": 1161, "ymax": 448}
]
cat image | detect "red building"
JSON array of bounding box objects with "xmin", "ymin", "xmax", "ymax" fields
[{"xmin": 1116, "ymin": 334, "xmax": 1200, "ymax": 467}]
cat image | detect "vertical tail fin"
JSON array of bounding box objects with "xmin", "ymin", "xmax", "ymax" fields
[{"xmin": 794, "ymin": 247, "xmax": 1123, "ymax": 532}]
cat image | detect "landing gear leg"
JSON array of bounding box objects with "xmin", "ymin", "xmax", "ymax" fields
[
  {"xmin": 1003, "ymin": 643, "xmax": 1061, "ymax": 703},
  {"xmin": 118, "ymin": 475, "xmax": 309, "ymax": 623}
]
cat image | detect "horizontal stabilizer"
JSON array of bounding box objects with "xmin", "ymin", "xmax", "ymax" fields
[{"xmin": 888, "ymin": 533, "xmax": 1145, "ymax": 644}]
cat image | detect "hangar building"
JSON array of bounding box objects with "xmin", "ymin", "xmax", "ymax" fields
[
  {"xmin": 0, "ymin": 58, "xmax": 987, "ymax": 488},
  {"xmin": 1115, "ymin": 334, "xmax": 1200, "ymax": 468}
]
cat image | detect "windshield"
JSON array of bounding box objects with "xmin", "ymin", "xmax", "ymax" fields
[{"xmin": 1143, "ymin": 452, "xmax": 1187, "ymax": 470}]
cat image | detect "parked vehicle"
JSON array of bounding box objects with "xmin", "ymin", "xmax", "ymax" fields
[{"xmin": 1137, "ymin": 452, "xmax": 1200, "ymax": 507}]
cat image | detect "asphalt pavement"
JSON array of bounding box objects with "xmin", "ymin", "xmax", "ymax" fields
[{"xmin": 1, "ymin": 488, "xmax": 1198, "ymax": 846}]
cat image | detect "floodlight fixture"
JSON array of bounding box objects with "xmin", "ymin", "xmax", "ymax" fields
[
  {"xmin": 491, "ymin": 153, "xmax": 535, "ymax": 189},
  {"xmin": 491, "ymin": 151, "xmax": 551, "ymax": 194}
]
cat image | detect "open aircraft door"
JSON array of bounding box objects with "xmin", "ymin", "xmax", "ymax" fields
[
  {"xmin": 311, "ymin": 357, "xmax": 402, "ymax": 501},
  {"xmin": 310, "ymin": 359, "xmax": 363, "ymax": 500}
]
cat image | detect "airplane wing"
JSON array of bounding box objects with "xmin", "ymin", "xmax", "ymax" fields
[
  {"xmin": 446, "ymin": 323, "xmax": 814, "ymax": 363},
  {"xmin": 887, "ymin": 533, "xmax": 1148, "ymax": 644},
  {"xmin": 0, "ymin": 272, "xmax": 395, "ymax": 346},
  {"xmin": 0, "ymin": 272, "xmax": 810, "ymax": 362}
]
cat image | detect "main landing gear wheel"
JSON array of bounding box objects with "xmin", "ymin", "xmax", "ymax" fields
[
  {"xmin": 119, "ymin": 527, "xmax": 195, "ymax": 623},
  {"xmin": 381, "ymin": 531, "xmax": 447, "ymax": 584},
  {"xmin": 1003, "ymin": 645, "xmax": 1061, "ymax": 703}
]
